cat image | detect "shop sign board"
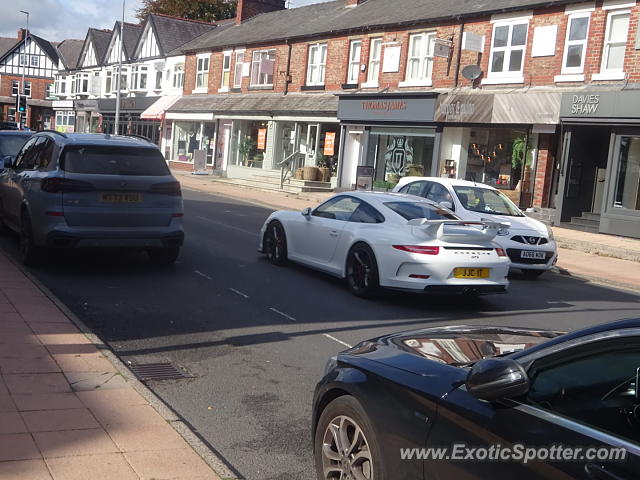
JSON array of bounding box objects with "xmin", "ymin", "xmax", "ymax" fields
[
  {"xmin": 338, "ymin": 94, "xmax": 437, "ymax": 123},
  {"xmin": 435, "ymin": 94, "xmax": 493, "ymax": 123},
  {"xmin": 560, "ymin": 90, "xmax": 640, "ymax": 119},
  {"xmin": 257, "ymin": 128, "xmax": 267, "ymax": 150},
  {"xmin": 356, "ymin": 166, "xmax": 374, "ymax": 191},
  {"xmin": 324, "ymin": 132, "xmax": 336, "ymax": 156},
  {"xmin": 193, "ymin": 149, "xmax": 208, "ymax": 174}
]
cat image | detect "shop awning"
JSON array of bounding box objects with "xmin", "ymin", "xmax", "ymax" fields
[
  {"xmin": 167, "ymin": 93, "xmax": 338, "ymax": 117},
  {"xmin": 140, "ymin": 95, "xmax": 181, "ymax": 120}
]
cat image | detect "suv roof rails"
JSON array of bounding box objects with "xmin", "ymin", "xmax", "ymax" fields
[{"xmin": 39, "ymin": 129, "xmax": 68, "ymax": 138}]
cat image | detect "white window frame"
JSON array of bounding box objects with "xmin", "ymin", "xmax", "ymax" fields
[
  {"xmin": 484, "ymin": 14, "xmax": 531, "ymax": 84},
  {"xmin": 55, "ymin": 76, "xmax": 67, "ymax": 95},
  {"xmin": 173, "ymin": 63, "xmax": 185, "ymax": 89},
  {"xmin": 24, "ymin": 81, "xmax": 31, "ymax": 97},
  {"xmin": 30, "ymin": 55, "xmax": 39, "ymax": 67},
  {"xmin": 104, "ymin": 69, "xmax": 112, "ymax": 94},
  {"xmin": 131, "ymin": 64, "xmax": 148, "ymax": 91},
  {"xmin": 19, "ymin": 54, "xmax": 27, "ymax": 66},
  {"xmin": 306, "ymin": 42, "xmax": 328, "ymax": 86},
  {"xmin": 112, "ymin": 67, "xmax": 129, "ymax": 93},
  {"xmin": 220, "ymin": 51, "xmax": 232, "ymax": 92},
  {"xmin": 593, "ymin": 9, "xmax": 630, "ymax": 80},
  {"xmin": 346, "ymin": 39, "xmax": 361, "ymax": 85},
  {"xmin": 561, "ymin": 12, "xmax": 592, "ymax": 75},
  {"xmin": 250, "ymin": 49, "xmax": 276, "ymax": 87},
  {"xmin": 46, "ymin": 83, "xmax": 54, "ymax": 98},
  {"xmin": 154, "ymin": 70, "xmax": 162, "ymax": 90},
  {"xmin": 362, "ymin": 37, "xmax": 382, "ymax": 88},
  {"xmin": 11, "ymin": 80, "xmax": 19, "ymax": 96},
  {"xmin": 400, "ymin": 32, "xmax": 436, "ymax": 87},
  {"xmin": 195, "ymin": 55, "xmax": 210, "ymax": 92},
  {"xmin": 75, "ymin": 72, "xmax": 90, "ymax": 95},
  {"xmin": 233, "ymin": 50, "xmax": 245, "ymax": 88}
]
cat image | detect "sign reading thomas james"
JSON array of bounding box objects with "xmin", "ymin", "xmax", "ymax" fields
[{"xmin": 337, "ymin": 94, "xmax": 437, "ymax": 123}]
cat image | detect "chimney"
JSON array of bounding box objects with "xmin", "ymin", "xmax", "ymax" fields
[
  {"xmin": 345, "ymin": 0, "xmax": 368, "ymax": 6},
  {"xmin": 17, "ymin": 28, "xmax": 27, "ymax": 41},
  {"xmin": 236, "ymin": 0, "xmax": 286, "ymax": 25}
]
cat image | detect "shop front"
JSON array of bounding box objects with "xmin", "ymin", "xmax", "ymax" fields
[
  {"xmin": 337, "ymin": 93, "xmax": 439, "ymax": 190},
  {"xmin": 97, "ymin": 96, "xmax": 162, "ymax": 144},
  {"xmin": 434, "ymin": 92, "xmax": 560, "ymax": 209},
  {"xmin": 163, "ymin": 112, "xmax": 217, "ymax": 170},
  {"xmin": 557, "ymin": 90, "xmax": 640, "ymax": 239},
  {"xmin": 53, "ymin": 100, "xmax": 75, "ymax": 133}
]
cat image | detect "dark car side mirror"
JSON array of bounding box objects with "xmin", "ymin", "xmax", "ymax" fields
[
  {"xmin": 466, "ymin": 357, "xmax": 530, "ymax": 401},
  {"xmin": 0, "ymin": 155, "xmax": 13, "ymax": 170}
]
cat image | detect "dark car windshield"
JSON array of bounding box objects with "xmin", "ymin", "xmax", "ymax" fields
[
  {"xmin": 0, "ymin": 135, "xmax": 32, "ymax": 156},
  {"xmin": 384, "ymin": 202, "xmax": 457, "ymax": 221},
  {"xmin": 453, "ymin": 186, "xmax": 524, "ymax": 216},
  {"xmin": 61, "ymin": 145, "xmax": 170, "ymax": 176}
]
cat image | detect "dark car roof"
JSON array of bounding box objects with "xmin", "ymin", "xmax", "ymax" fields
[
  {"xmin": 0, "ymin": 131, "xmax": 33, "ymax": 136},
  {"xmin": 37, "ymin": 132, "xmax": 157, "ymax": 149}
]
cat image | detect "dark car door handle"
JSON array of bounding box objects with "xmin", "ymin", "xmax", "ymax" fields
[{"xmin": 585, "ymin": 463, "xmax": 627, "ymax": 480}]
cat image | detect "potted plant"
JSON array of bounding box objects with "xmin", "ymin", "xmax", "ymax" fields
[
  {"xmin": 405, "ymin": 163, "xmax": 424, "ymax": 177},
  {"xmin": 316, "ymin": 153, "xmax": 331, "ymax": 182},
  {"xmin": 238, "ymin": 136, "xmax": 255, "ymax": 167}
]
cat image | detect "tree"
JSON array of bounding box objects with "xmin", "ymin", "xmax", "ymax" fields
[{"xmin": 136, "ymin": 0, "xmax": 237, "ymax": 23}]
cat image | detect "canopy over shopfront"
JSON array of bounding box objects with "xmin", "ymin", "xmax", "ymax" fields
[{"xmin": 141, "ymin": 95, "xmax": 181, "ymax": 120}]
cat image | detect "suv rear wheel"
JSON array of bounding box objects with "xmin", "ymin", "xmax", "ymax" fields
[{"xmin": 147, "ymin": 247, "xmax": 180, "ymax": 265}]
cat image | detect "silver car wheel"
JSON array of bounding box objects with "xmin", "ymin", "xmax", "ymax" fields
[{"xmin": 321, "ymin": 414, "xmax": 373, "ymax": 480}]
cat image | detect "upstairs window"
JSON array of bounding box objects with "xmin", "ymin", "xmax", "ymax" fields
[
  {"xmin": 19, "ymin": 54, "xmax": 27, "ymax": 66},
  {"xmin": 196, "ymin": 56, "xmax": 210, "ymax": 90},
  {"xmin": 601, "ymin": 10, "xmax": 630, "ymax": 73},
  {"xmin": 131, "ymin": 65, "xmax": 148, "ymax": 91},
  {"xmin": 155, "ymin": 70, "xmax": 162, "ymax": 90},
  {"xmin": 250, "ymin": 49, "xmax": 275, "ymax": 87},
  {"xmin": 55, "ymin": 76, "xmax": 67, "ymax": 95},
  {"xmin": 562, "ymin": 13, "xmax": 591, "ymax": 74},
  {"xmin": 75, "ymin": 73, "xmax": 90, "ymax": 94},
  {"xmin": 221, "ymin": 51, "xmax": 231, "ymax": 90},
  {"xmin": 405, "ymin": 32, "xmax": 436, "ymax": 84},
  {"xmin": 366, "ymin": 38, "xmax": 382, "ymax": 84},
  {"xmin": 234, "ymin": 51, "xmax": 244, "ymax": 88},
  {"xmin": 24, "ymin": 81, "xmax": 31, "ymax": 97},
  {"xmin": 46, "ymin": 83, "xmax": 54, "ymax": 98},
  {"xmin": 105, "ymin": 69, "xmax": 112, "ymax": 93},
  {"xmin": 112, "ymin": 67, "xmax": 129, "ymax": 92},
  {"xmin": 11, "ymin": 80, "xmax": 19, "ymax": 96},
  {"xmin": 488, "ymin": 19, "xmax": 529, "ymax": 79},
  {"xmin": 306, "ymin": 43, "xmax": 327, "ymax": 86},
  {"xmin": 30, "ymin": 55, "xmax": 39, "ymax": 67},
  {"xmin": 173, "ymin": 64, "xmax": 184, "ymax": 88},
  {"xmin": 347, "ymin": 40, "xmax": 362, "ymax": 84}
]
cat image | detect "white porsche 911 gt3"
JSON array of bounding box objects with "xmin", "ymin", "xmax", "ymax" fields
[{"xmin": 258, "ymin": 192, "xmax": 510, "ymax": 297}]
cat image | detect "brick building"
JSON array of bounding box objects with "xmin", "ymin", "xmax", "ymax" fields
[
  {"xmin": 169, "ymin": 0, "xmax": 640, "ymax": 239},
  {"xmin": 0, "ymin": 29, "xmax": 58, "ymax": 130}
]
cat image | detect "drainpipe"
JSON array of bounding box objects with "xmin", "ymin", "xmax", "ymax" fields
[
  {"xmin": 453, "ymin": 20, "xmax": 465, "ymax": 89},
  {"xmin": 284, "ymin": 39, "xmax": 292, "ymax": 95}
]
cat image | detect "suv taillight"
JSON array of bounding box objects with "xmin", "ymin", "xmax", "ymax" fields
[
  {"xmin": 41, "ymin": 178, "xmax": 94, "ymax": 193},
  {"xmin": 149, "ymin": 181, "xmax": 182, "ymax": 196}
]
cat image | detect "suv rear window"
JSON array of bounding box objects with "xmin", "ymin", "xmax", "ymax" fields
[{"xmin": 61, "ymin": 145, "xmax": 169, "ymax": 176}]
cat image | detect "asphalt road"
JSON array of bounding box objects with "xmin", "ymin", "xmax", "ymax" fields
[{"xmin": 2, "ymin": 187, "xmax": 640, "ymax": 480}]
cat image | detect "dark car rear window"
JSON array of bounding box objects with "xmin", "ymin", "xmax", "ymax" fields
[
  {"xmin": 61, "ymin": 145, "xmax": 169, "ymax": 176},
  {"xmin": 384, "ymin": 201, "xmax": 457, "ymax": 221},
  {"xmin": 0, "ymin": 135, "xmax": 32, "ymax": 156}
]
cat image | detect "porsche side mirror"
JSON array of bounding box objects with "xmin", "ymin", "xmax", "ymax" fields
[
  {"xmin": 466, "ymin": 357, "xmax": 529, "ymax": 401},
  {"xmin": 439, "ymin": 201, "xmax": 453, "ymax": 210},
  {"xmin": 302, "ymin": 207, "xmax": 312, "ymax": 217}
]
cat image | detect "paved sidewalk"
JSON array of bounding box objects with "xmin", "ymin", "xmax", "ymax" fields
[
  {"xmin": 174, "ymin": 170, "xmax": 640, "ymax": 292},
  {"xmin": 0, "ymin": 253, "xmax": 223, "ymax": 479}
]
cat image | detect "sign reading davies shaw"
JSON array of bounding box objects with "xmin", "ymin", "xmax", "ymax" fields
[{"xmin": 561, "ymin": 90, "xmax": 640, "ymax": 119}]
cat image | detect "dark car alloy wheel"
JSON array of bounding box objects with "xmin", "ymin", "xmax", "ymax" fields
[
  {"xmin": 346, "ymin": 244, "xmax": 379, "ymax": 297},
  {"xmin": 265, "ymin": 221, "xmax": 287, "ymax": 265},
  {"xmin": 315, "ymin": 397, "xmax": 381, "ymax": 480}
]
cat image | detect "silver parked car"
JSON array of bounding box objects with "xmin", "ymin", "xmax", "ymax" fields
[{"xmin": 0, "ymin": 132, "xmax": 184, "ymax": 265}]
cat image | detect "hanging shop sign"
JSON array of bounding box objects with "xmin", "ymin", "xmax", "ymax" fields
[
  {"xmin": 324, "ymin": 132, "xmax": 336, "ymax": 156},
  {"xmin": 433, "ymin": 38, "xmax": 452, "ymax": 58}
]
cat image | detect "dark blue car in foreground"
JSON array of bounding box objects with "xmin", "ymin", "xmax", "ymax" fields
[{"xmin": 313, "ymin": 320, "xmax": 640, "ymax": 480}]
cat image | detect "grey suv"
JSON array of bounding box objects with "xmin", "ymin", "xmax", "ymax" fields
[{"xmin": 0, "ymin": 132, "xmax": 184, "ymax": 265}]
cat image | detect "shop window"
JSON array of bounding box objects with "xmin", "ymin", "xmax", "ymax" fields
[
  {"xmin": 11, "ymin": 80, "xmax": 19, "ymax": 96},
  {"xmin": 600, "ymin": 10, "xmax": 630, "ymax": 73},
  {"xmin": 132, "ymin": 65, "xmax": 148, "ymax": 91},
  {"xmin": 173, "ymin": 64, "xmax": 184, "ymax": 88},
  {"xmin": 231, "ymin": 120, "xmax": 269, "ymax": 168},
  {"xmin": 488, "ymin": 19, "xmax": 529, "ymax": 79},
  {"xmin": 346, "ymin": 40, "xmax": 361, "ymax": 85},
  {"xmin": 562, "ymin": 13, "xmax": 590, "ymax": 74},
  {"xmin": 405, "ymin": 32, "xmax": 435, "ymax": 84},
  {"xmin": 234, "ymin": 51, "xmax": 244, "ymax": 88},
  {"xmin": 365, "ymin": 38, "xmax": 382, "ymax": 85},
  {"xmin": 221, "ymin": 52, "xmax": 231, "ymax": 90},
  {"xmin": 306, "ymin": 43, "xmax": 327, "ymax": 86},
  {"xmin": 196, "ymin": 56, "xmax": 210, "ymax": 90},
  {"xmin": 613, "ymin": 136, "xmax": 640, "ymax": 211},
  {"xmin": 251, "ymin": 50, "xmax": 275, "ymax": 87}
]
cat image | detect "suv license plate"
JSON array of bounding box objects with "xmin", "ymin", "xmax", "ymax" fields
[
  {"xmin": 454, "ymin": 268, "xmax": 490, "ymax": 279},
  {"xmin": 100, "ymin": 193, "xmax": 142, "ymax": 203},
  {"xmin": 521, "ymin": 251, "xmax": 546, "ymax": 260}
]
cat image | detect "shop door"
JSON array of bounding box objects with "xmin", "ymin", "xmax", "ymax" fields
[
  {"xmin": 305, "ymin": 124, "xmax": 319, "ymax": 166},
  {"xmin": 592, "ymin": 167, "xmax": 607, "ymax": 214}
]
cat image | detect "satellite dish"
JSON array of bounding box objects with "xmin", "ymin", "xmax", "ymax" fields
[{"xmin": 462, "ymin": 64, "xmax": 482, "ymax": 81}]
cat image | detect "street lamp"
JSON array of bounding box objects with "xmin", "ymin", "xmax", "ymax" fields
[
  {"xmin": 114, "ymin": 0, "xmax": 125, "ymax": 135},
  {"xmin": 19, "ymin": 10, "xmax": 29, "ymax": 130}
]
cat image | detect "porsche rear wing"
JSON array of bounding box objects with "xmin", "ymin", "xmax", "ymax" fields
[{"xmin": 407, "ymin": 218, "xmax": 509, "ymax": 243}]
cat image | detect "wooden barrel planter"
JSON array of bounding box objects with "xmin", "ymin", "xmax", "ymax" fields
[
  {"xmin": 303, "ymin": 166, "xmax": 320, "ymax": 181},
  {"xmin": 294, "ymin": 168, "xmax": 305, "ymax": 180},
  {"xmin": 318, "ymin": 167, "xmax": 331, "ymax": 183}
]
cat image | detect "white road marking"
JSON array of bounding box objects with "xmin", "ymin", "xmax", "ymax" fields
[
  {"xmin": 269, "ymin": 307, "xmax": 297, "ymax": 322},
  {"xmin": 194, "ymin": 270, "xmax": 212, "ymax": 280},
  {"xmin": 195, "ymin": 215, "xmax": 255, "ymax": 236},
  {"xmin": 323, "ymin": 333, "xmax": 353, "ymax": 349},
  {"xmin": 229, "ymin": 288, "xmax": 249, "ymax": 299}
]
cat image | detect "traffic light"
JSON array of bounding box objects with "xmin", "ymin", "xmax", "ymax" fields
[{"xmin": 18, "ymin": 95, "xmax": 27, "ymax": 113}]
